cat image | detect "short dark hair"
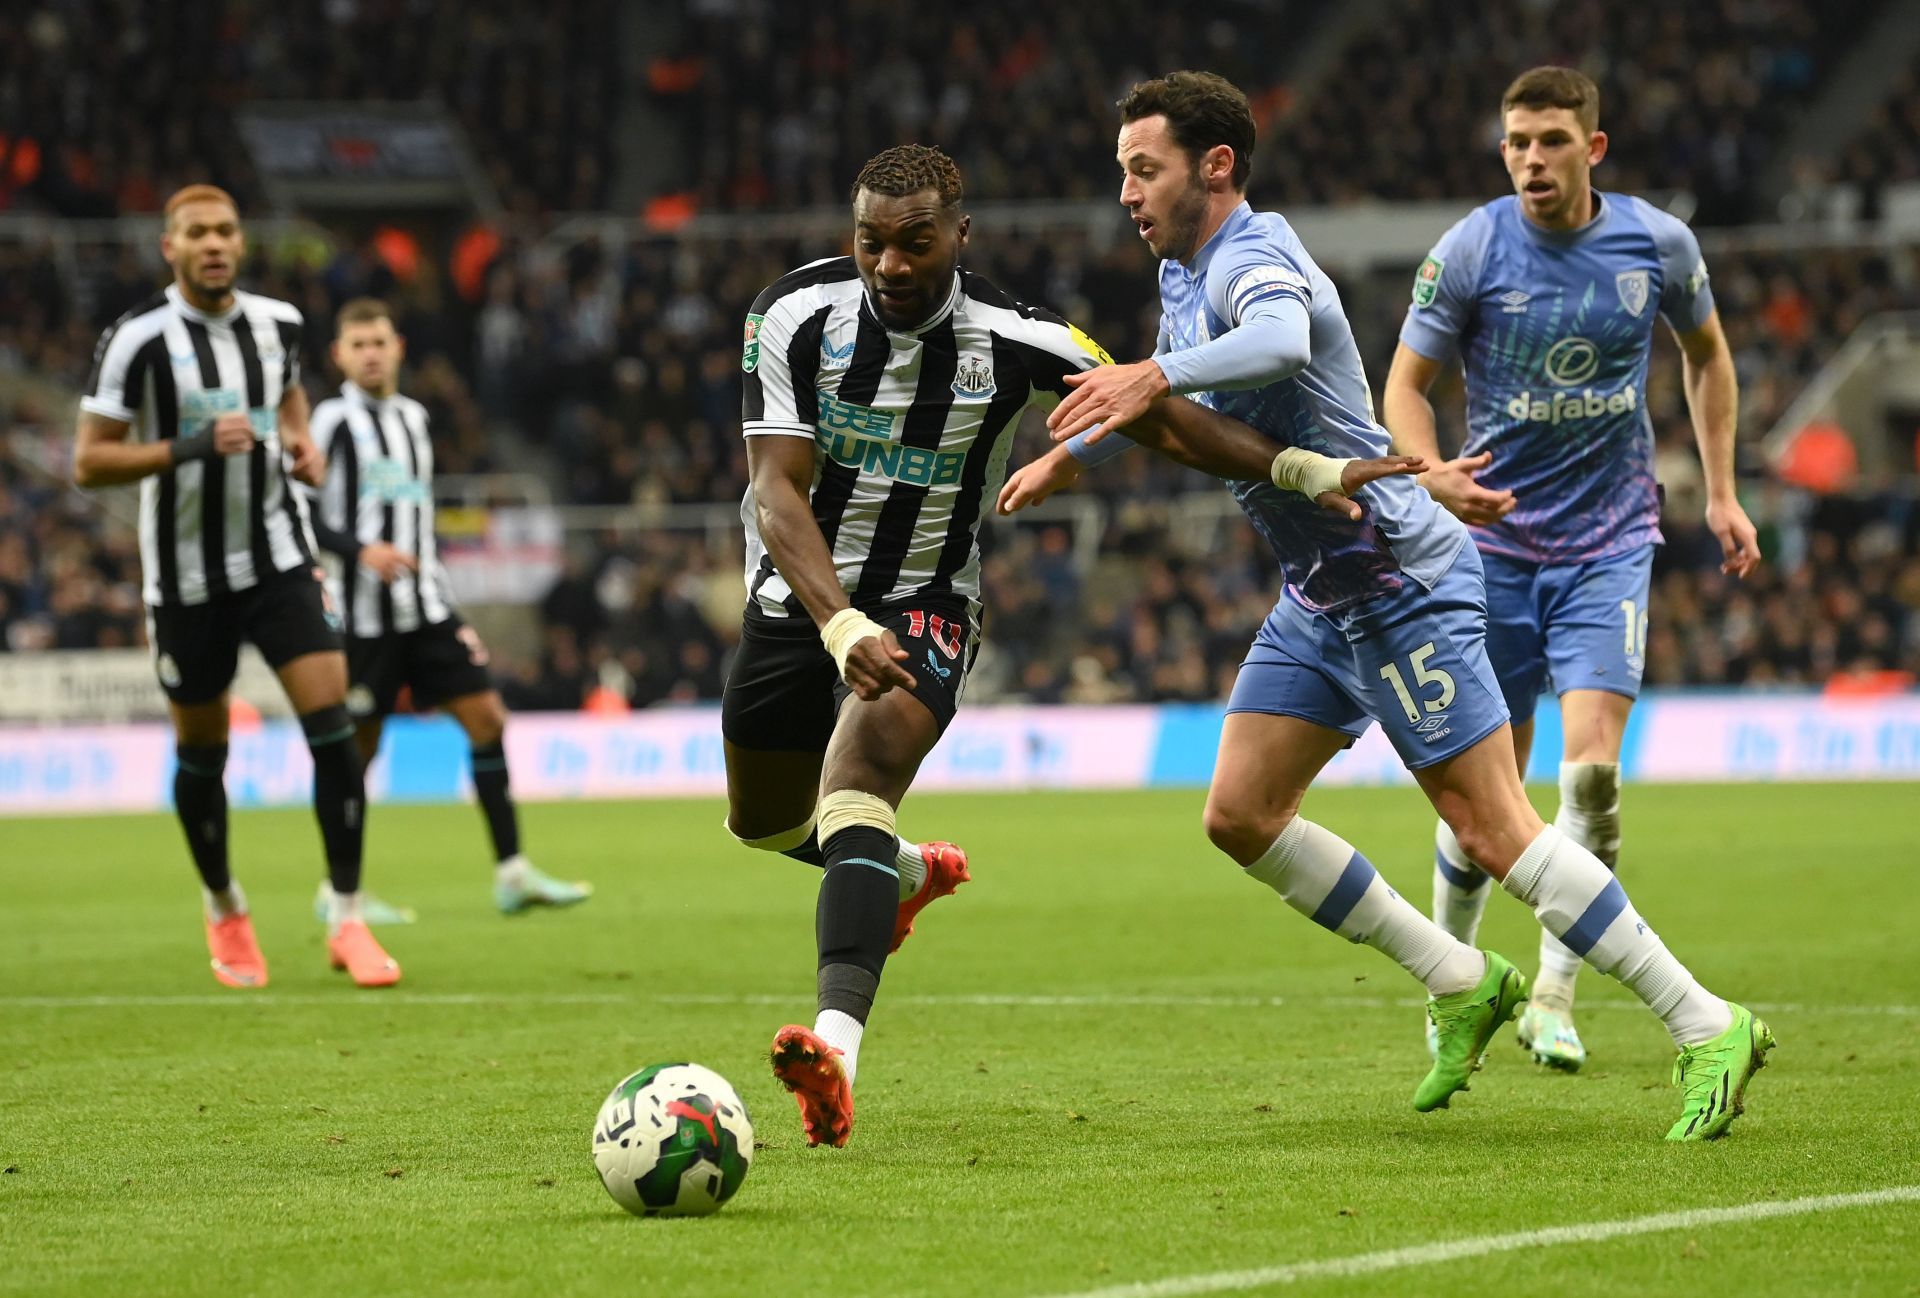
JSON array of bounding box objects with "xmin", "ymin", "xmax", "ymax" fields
[
  {"xmin": 850, "ymin": 144, "xmax": 964, "ymax": 209},
  {"xmin": 1118, "ymin": 71, "xmax": 1255, "ymax": 191},
  {"xmin": 1502, "ymin": 66, "xmax": 1600, "ymax": 135},
  {"xmin": 334, "ymin": 297, "xmax": 393, "ymax": 333}
]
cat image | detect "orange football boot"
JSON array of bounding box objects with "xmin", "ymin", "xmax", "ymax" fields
[
  {"xmin": 327, "ymin": 920, "xmax": 402, "ymax": 988},
  {"xmin": 205, "ymin": 912, "xmax": 269, "ymax": 988},
  {"xmin": 770, "ymin": 1024, "xmax": 854, "ymax": 1148},
  {"xmin": 890, "ymin": 841, "xmax": 970, "ymax": 953}
]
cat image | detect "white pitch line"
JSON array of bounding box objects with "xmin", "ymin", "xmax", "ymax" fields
[
  {"xmin": 1033, "ymin": 1185, "xmax": 1920, "ymax": 1298},
  {"xmin": 3, "ymin": 990, "xmax": 1914, "ymax": 1016}
]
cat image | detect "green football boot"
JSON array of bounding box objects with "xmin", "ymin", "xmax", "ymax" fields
[
  {"xmin": 1516, "ymin": 1001, "xmax": 1588, "ymax": 1072},
  {"xmin": 1415, "ymin": 952, "xmax": 1529, "ymax": 1112},
  {"xmin": 312, "ymin": 882, "xmax": 417, "ymax": 926},
  {"xmin": 1665, "ymin": 1003, "xmax": 1775, "ymax": 1141},
  {"xmin": 495, "ymin": 857, "xmax": 594, "ymax": 915}
]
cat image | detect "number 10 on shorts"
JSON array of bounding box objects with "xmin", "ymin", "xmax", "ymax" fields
[{"xmin": 1379, "ymin": 642, "xmax": 1456, "ymax": 724}]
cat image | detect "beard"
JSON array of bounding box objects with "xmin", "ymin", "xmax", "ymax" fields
[{"xmin": 1156, "ymin": 171, "xmax": 1212, "ymax": 262}]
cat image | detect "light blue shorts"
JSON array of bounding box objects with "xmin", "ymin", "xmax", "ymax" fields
[
  {"xmin": 1227, "ymin": 548, "xmax": 1510, "ymax": 770},
  {"xmin": 1481, "ymin": 545, "xmax": 1655, "ymax": 724}
]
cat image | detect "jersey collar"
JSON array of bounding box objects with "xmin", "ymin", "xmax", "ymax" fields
[
  {"xmin": 166, "ymin": 283, "xmax": 243, "ymax": 325},
  {"xmin": 1184, "ymin": 201, "xmax": 1254, "ymax": 279},
  {"xmin": 1516, "ymin": 191, "xmax": 1612, "ymax": 247},
  {"xmin": 342, "ymin": 381, "xmax": 397, "ymax": 412},
  {"xmin": 862, "ymin": 272, "xmax": 961, "ymax": 338}
]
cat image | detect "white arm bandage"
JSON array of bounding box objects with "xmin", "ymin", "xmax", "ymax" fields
[
  {"xmin": 820, "ymin": 607, "xmax": 889, "ymax": 676},
  {"xmin": 1269, "ymin": 447, "xmax": 1355, "ymax": 500}
]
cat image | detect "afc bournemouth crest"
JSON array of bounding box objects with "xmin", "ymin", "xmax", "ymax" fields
[
  {"xmin": 951, "ymin": 354, "xmax": 996, "ymax": 399},
  {"xmin": 1616, "ymin": 269, "xmax": 1650, "ymax": 318}
]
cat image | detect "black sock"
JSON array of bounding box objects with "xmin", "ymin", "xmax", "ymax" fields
[
  {"xmin": 781, "ymin": 827, "xmax": 826, "ymax": 868},
  {"xmin": 302, "ymin": 705, "xmax": 365, "ymax": 895},
  {"xmin": 814, "ymin": 825, "xmax": 899, "ymax": 1023},
  {"xmin": 173, "ymin": 744, "xmax": 231, "ymax": 893},
  {"xmin": 469, "ymin": 741, "xmax": 520, "ymax": 861}
]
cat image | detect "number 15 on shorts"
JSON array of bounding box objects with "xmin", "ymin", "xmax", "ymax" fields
[{"xmin": 1379, "ymin": 642, "xmax": 1456, "ymax": 724}]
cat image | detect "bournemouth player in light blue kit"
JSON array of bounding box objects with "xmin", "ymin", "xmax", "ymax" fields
[
  {"xmin": 1384, "ymin": 67, "xmax": 1761, "ymax": 1071},
  {"xmin": 1003, "ymin": 71, "xmax": 1770, "ymax": 1138}
]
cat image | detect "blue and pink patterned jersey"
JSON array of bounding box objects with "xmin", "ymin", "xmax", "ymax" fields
[
  {"xmin": 1159, "ymin": 202, "xmax": 1466, "ymax": 613},
  {"xmin": 1399, "ymin": 192, "xmax": 1714, "ymax": 565}
]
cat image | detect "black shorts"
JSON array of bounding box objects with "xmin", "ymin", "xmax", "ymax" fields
[
  {"xmin": 146, "ymin": 566, "xmax": 343, "ymax": 705},
  {"xmin": 346, "ymin": 616, "xmax": 495, "ymax": 720},
  {"xmin": 721, "ymin": 597, "xmax": 978, "ymax": 752}
]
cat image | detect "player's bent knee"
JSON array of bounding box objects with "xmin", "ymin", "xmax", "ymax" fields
[
  {"xmin": 727, "ymin": 814, "xmax": 815, "ymax": 854},
  {"xmin": 1202, "ymin": 798, "xmax": 1291, "ymax": 865},
  {"xmin": 816, "ymin": 788, "xmax": 896, "ymax": 844}
]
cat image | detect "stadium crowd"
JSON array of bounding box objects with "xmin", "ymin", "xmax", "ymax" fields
[
  {"xmin": 4, "ymin": 0, "xmax": 1918, "ymax": 702},
  {"xmin": 7, "ymin": 209, "xmax": 1920, "ymax": 699},
  {"xmin": 0, "ymin": 0, "xmax": 619, "ymax": 217}
]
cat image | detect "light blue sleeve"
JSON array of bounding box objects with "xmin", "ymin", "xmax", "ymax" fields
[
  {"xmin": 1644, "ymin": 202, "xmax": 1716, "ymax": 332},
  {"xmin": 1151, "ymin": 237, "xmax": 1315, "ymax": 395},
  {"xmin": 1397, "ymin": 209, "xmax": 1489, "ymax": 361},
  {"xmin": 1065, "ymin": 424, "xmax": 1136, "ymax": 466}
]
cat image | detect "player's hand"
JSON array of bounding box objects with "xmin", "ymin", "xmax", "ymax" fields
[
  {"xmin": 1045, "ymin": 359, "xmax": 1170, "ymax": 442},
  {"xmin": 1706, "ymin": 494, "xmax": 1761, "ymax": 578},
  {"xmin": 1420, "ymin": 451, "xmax": 1515, "ymax": 526},
  {"xmin": 997, "ymin": 450, "xmax": 1082, "ymax": 514},
  {"xmin": 211, "ymin": 413, "xmax": 258, "ymax": 456},
  {"xmin": 1314, "ymin": 455, "xmax": 1429, "ymax": 521},
  {"xmin": 284, "ymin": 434, "xmax": 325, "ymax": 486},
  {"xmin": 360, "ymin": 541, "xmax": 419, "ymax": 583},
  {"xmin": 842, "ymin": 630, "xmax": 916, "ymax": 701}
]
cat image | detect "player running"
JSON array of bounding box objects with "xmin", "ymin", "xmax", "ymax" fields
[
  {"xmin": 733, "ymin": 144, "xmax": 1416, "ymax": 1148},
  {"xmin": 307, "ymin": 298, "xmax": 592, "ymax": 920},
  {"xmin": 73, "ymin": 185, "xmax": 400, "ymax": 989},
  {"xmin": 1383, "ymin": 67, "xmax": 1760, "ymax": 1071},
  {"xmin": 1003, "ymin": 72, "xmax": 1771, "ymax": 1139}
]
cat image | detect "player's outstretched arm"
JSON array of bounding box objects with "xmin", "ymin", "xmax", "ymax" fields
[
  {"xmin": 746, "ymin": 435, "xmax": 913, "ymax": 700},
  {"xmin": 72, "ymin": 411, "xmax": 253, "ymax": 488},
  {"xmin": 1674, "ymin": 311, "xmax": 1759, "ymax": 578},
  {"xmin": 1382, "ymin": 343, "xmax": 1514, "ymax": 526}
]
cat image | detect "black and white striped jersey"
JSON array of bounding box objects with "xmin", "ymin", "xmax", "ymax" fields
[
  {"xmin": 307, "ymin": 383, "xmax": 453, "ymax": 638},
  {"xmin": 740, "ymin": 258, "xmax": 1113, "ymax": 622},
  {"xmin": 80, "ymin": 284, "xmax": 313, "ymax": 607}
]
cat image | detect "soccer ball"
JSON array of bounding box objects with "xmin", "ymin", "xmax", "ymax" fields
[{"xmin": 591, "ymin": 1062, "xmax": 754, "ymax": 1217}]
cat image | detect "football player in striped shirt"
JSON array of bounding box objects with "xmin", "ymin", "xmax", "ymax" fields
[
  {"xmin": 734, "ymin": 144, "xmax": 1422, "ymax": 1147},
  {"xmin": 74, "ymin": 185, "xmax": 401, "ymax": 989},
  {"xmin": 308, "ymin": 298, "xmax": 591, "ymax": 918}
]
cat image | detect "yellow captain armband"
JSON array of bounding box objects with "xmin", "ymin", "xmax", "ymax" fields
[
  {"xmin": 820, "ymin": 607, "xmax": 889, "ymax": 676},
  {"xmin": 1269, "ymin": 447, "xmax": 1354, "ymax": 500}
]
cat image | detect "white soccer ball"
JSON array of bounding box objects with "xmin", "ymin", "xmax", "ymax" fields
[{"xmin": 591, "ymin": 1062, "xmax": 754, "ymax": 1217}]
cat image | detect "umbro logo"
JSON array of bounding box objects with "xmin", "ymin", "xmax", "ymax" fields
[{"xmin": 1499, "ymin": 290, "xmax": 1531, "ymax": 314}]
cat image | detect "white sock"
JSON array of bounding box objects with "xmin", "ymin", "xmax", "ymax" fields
[
  {"xmin": 1501, "ymin": 825, "xmax": 1733, "ymax": 1047},
  {"xmin": 893, "ymin": 837, "xmax": 926, "ymax": 901},
  {"xmin": 495, "ymin": 854, "xmax": 530, "ymax": 885},
  {"xmin": 204, "ymin": 881, "xmax": 248, "ymax": 921},
  {"xmin": 1536, "ymin": 762, "xmax": 1624, "ymax": 1012},
  {"xmin": 813, "ymin": 1008, "xmax": 864, "ymax": 1084},
  {"xmin": 1431, "ymin": 819, "xmax": 1493, "ymax": 945},
  {"xmin": 1246, "ymin": 818, "xmax": 1486, "ymax": 997},
  {"xmin": 326, "ymin": 888, "xmax": 363, "ymax": 931}
]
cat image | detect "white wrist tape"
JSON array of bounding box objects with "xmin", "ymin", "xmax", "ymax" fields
[
  {"xmin": 820, "ymin": 607, "xmax": 888, "ymax": 675},
  {"xmin": 1269, "ymin": 446, "xmax": 1355, "ymax": 499}
]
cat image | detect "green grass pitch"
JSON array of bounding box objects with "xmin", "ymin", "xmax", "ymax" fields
[{"xmin": 5, "ymin": 783, "xmax": 1918, "ymax": 1297}]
